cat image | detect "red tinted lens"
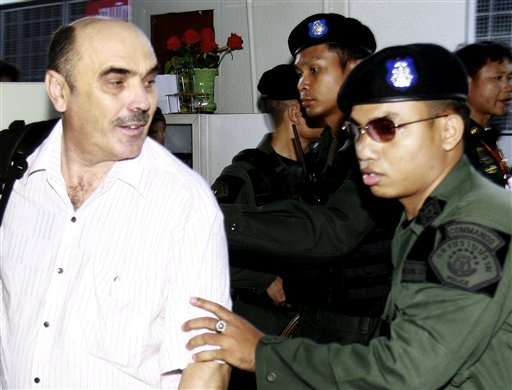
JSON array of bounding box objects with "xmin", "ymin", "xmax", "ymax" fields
[{"xmin": 367, "ymin": 118, "xmax": 397, "ymax": 142}]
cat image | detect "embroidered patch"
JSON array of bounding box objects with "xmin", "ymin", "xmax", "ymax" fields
[
  {"xmin": 429, "ymin": 222, "xmax": 504, "ymax": 292},
  {"xmin": 308, "ymin": 19, "xmax": 328, "ymax": 38},
  {"xmin": 210, "ymin": 175, "xmax": 244, "ymax": 203},
  {"xmin": 403, "ymin": 260, "xmax": 427, "ymax": 283},
  {"xmin": 416, "ymin": 196, "xmax": 446, "ymax": 227},
  {"xmin": 386, "ymin": 57, "xmax": 417, "ymax": 90}
]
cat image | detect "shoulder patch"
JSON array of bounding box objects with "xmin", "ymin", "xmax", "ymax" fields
[
  {"xmin": 211, "ymin": 175, "xmax": 245, "ymax": 203},
  {"xmin": 428, "ymin": 221, "xmax": 507, "ymax": 295}
]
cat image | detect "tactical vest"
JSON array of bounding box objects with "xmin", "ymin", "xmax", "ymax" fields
[{"xmin": 213, "ymin": 147, "xmax": 317, "ymax": 206}]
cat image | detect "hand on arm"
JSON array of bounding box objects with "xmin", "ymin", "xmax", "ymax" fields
[{"xmin": 182, "ymin": 297, "xmax": 264, "ymax": 372}]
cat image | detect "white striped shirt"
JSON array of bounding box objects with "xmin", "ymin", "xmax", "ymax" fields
[{"xmin": 0, "ymin": 120, "xmax": 231, "ymax": 388}]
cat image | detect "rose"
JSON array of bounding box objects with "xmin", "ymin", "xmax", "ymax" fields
[
  {"xmin": 182, "ymin": 28, "xmax": 201, "ymax": 45},
  {"xmin": 199, "ymin": 27, "xmax": 218, "ymax": 53},
  {"xmin": 226, "ymin": 33, "xmax": 243, "ymax": 50},
  {"xmin": 200, "ymin": 39, "xmax": 219, "ymax": 53},
  {"xmin": 200, "ymin": 27, "xmax": 216, "ymax": 43},
  {"xmin": 166, "ymin": 35, "xmax": 182, "ymax": 50},
  {"xmin": 165, "ymin": 28, "xmax": 243, "ymax": 72}
]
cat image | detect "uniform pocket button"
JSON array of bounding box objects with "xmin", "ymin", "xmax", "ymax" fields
[
  {"xmin": 230, "ymin": 223, "xmax": 238, "ymax": 232},
  {"xmin": 266, "ymin": 371, "xmax": 277, "ymax": 382}
]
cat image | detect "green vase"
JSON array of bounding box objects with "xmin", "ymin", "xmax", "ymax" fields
[
  {"xmin": 177, "ymin": 69, "xmax": 194, "ymax": 113},
  {"xmin": 193, "ymin": 68, "xmax": 218, "ymax": 113}
]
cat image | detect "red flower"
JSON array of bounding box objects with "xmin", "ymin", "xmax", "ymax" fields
[
  {"xmin": 165, "ymin": 27, "xmax": 243, "ymax": 72},
  {"xmin": 166, "ymin": 35, "xmax": 182, "ymax": 51},
  {"xmin": 200, "ymin": 28, "xmax": 216, "ymax": 43},
  {"xmin": 199, "ymin": 27, "xmax": 219, "ymax": 53},
  {"xmin": 226, "ymin": 33, "xmax": 243, "ymax": 50},
  {"xmin": 200, "ymin": 39, "xmax": 219, "ymax": 53},
  {"xmin": 182, "ymin": 29, "xmax": 201, "ymax": 45}
]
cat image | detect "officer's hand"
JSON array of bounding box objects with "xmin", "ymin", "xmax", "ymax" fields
[
  {"xmin": 182, "ymin": 297, "xmax": 264, "ymax": 372},
  {"xmin": 266, "ymin": 276, "xmax": 288, "ymax": 306}
]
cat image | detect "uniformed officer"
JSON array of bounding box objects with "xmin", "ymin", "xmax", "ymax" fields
[
  {"xmin": 212, "ymin": 63, "xmax": 323, "ymax": 337},
  {"xmin": 183, "ymin": 43, "xmax": 512, "ymax": 389},
  {"xmin": 212, "ymin": 63, "xmax": 324, "ymax": 390},
  {"xmin": 455, "ymin": 41, "xmax": 512, "ymax": 189},
  {"xmin": 220, "ymin": 13, "xmax": 400, "ymax": 347}
]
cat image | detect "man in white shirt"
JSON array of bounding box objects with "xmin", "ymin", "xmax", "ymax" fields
[{"xmin": 0, "ymin": 16, "xmax": 231, "ymax": 388}]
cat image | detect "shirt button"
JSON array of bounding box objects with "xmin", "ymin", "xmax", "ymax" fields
[
  {"xmin": 71, "ymin": 216, "xmax": 77, "ymax": 223},
  {"xmin": 57, "ymin": 268, "xmax": 64, "ymax": 274},
  {"xmin": 229, "ymin": 223, "xmax": 238, "ymax": 232},
  {"xmin": 34, "ymin": 377, "xmax": 40, "ymax": 383},
  {"xmin": 266, "ymin": 371, "xmax": 277, "ymax": 382},
  {"xmin": 43, "ymin": 321, "xmax": 49, "ymax": 328}
]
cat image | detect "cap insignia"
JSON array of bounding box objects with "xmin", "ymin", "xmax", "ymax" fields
[
  {"xmin": 308, "ymin": 19, "xmax": 328, "ymax": 38},
  {"xmin": 386, "ymin": 57, "xmax": 417, "ymax": 90}
]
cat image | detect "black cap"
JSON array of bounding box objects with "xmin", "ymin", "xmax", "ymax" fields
[
  {"xmin": 338, "ymin": 43, "xmax": 468, "ymax": 115},
  {"xmin": 257, "ymin": 64, "xmax": 299, "ymax": 101},
  {"xmin": 288, "ymin": 13, "xmax": 376, "ymax": 56}
]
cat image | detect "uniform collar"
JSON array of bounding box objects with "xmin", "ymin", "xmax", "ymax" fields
[{"xmin": 404, "ymin": 156, "xmax": 473, "ymax": 230}]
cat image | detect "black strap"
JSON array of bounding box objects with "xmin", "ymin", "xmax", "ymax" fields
[{"xmin": 0, "ymin": 118, "xmax": 58, "ymax": 226}]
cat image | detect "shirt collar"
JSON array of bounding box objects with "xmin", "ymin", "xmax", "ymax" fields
[
  {"xmin": 22, "ymin": 119, "xmax": 147, "ymax": 198},
  {"xmin": 23, "ymin": 119, "xmax": 62, "ymax": 184}
]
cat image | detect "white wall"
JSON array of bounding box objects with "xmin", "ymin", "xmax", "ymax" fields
[
  {"xmin": 132, "ymin": 0, "xmax": 472, "ymax": 114},
  {"xmin": 0, "ymin": 82, "xmax": 58, "ymax": 129}
]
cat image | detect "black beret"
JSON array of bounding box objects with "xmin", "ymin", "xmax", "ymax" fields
[
  {"xmin": 288, "ymin": 13, "xmax": 376, "ymax": 56},
  {"xmin": 257, "ymin": 64, "xmax": 299, "ymax": 101},
  {"xmin": 338, "ymin": 43, "xmax": 468, "ymax": 115}
]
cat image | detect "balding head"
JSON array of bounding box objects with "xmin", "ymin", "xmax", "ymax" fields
[{"xmin": 48, "ymin": 17, "xmax": 156, "ymax": 89}]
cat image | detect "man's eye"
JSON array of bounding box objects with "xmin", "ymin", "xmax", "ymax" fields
[
  {"xmin": 311, "ymin": 67, "xmax": 319, "ymax": 73},
  {"xmin": 108, "ymin": 79, "xmax": 124, "ymax": 87}
]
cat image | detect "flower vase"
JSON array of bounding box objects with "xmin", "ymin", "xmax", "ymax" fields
[
  {"xmin": 177, "ymin": 70, "xmax": 194, "ymax": 112},
  {"xmin": 193, "ymin": 68, "xmax": 218, "ymax": 113}
]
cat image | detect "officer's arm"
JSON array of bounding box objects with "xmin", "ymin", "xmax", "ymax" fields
[
  {"xmin": 254, "ymin": 260, "xmax": 511, "ymax": 388},
  {"xmin": 221, "ymin": 174, "xmax": 376, "ymax": 262}
]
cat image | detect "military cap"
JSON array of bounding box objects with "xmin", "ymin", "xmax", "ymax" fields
[
  {"xmin": 257, "ymin": 64, "xmax": 300, "ymax": 101},
  {"xmin": 288, "ymin": 13, "xmax": 376, "ymax": 56},
  {"xmin": 338, "ymin": 43, "xmax": 468, "ymax": 115}
]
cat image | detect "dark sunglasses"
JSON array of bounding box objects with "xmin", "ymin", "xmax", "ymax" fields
[{"xmin": 342, "ymin": 115, "xmax": 448, "ymax": 143}]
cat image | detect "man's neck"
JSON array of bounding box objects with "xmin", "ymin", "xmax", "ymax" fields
[
  {"xmin": 471, "ymin": 112, "xmax": 492, "ymax": 129},
  {"xmin": 271, "ymin": 125, "xmax": 298, "ymax": 160},
  {"xmin": 61, "ymin": 143, "xmax": 114, "ymax": 210},
  {"xmin": 325, "ymin": 111, "xmax": 345, "ymax": 137}
]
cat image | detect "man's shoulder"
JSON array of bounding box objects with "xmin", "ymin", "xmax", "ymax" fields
[
  {"xmin": 454, "ymin": 174, "xmax": 512, "ymax": 233},
  {"xmin": 139, "ymin": 141, "xmax": 213, "ymax": 198}
]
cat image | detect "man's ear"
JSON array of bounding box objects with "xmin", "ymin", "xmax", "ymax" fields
[
  {"xmin": 441, "ymin": 114, "xmax": 465, "ymax": 151},
  {"xmin": 45, "ymin": 70, "xmax": 69, "ymax": 113},
  {"xmin": 287, "ymin": 101, "xmax": 302, "ymax": 124}
]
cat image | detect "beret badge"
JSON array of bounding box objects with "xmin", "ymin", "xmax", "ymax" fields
[
  {"xmin": 308, "ymin": 19, "xmax": 328, "ymax": 38},
  {"xmin": 386, "ymin": 57, "xmax": 417, "ymax": 90}
]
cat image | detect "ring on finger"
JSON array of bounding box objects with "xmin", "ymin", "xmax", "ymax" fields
[{"xmin": 215, "ymin": 319, "xmax": 227, "ymax": 333}]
